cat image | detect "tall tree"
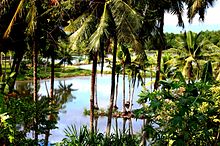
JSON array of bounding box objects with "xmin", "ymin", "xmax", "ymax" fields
[
  {"xmin": 65, "ymin": 0, "xmax": 143, "ymax": 135},
  {"xmin": 142, "ymin": 0, "xmax": 185, "ymax": 90}
]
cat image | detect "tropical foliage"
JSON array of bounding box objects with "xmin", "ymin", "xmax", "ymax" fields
[
  {"xmin": 136, "ymin": 62, "xmax": 220, "ymax": 145},
  {"xmin": 0, "ymin": 0, "xmax": 220, "ymax": 145}
]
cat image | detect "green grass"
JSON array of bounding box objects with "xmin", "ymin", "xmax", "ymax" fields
[{"xmin": 16, "ymin": 66, "xmax": 92, "ymax": 81}]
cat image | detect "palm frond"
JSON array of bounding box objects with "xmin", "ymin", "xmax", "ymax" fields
[
  {"xmin": 187, "ymin": 0, "xmax": 215, "ymax": 22},
  {"xmin": 68, "ymin": 13, "xmax": 96, "ymax": 50},
  {"xmin": 3, "ymin": 0, "xmax": 25, "ymax": 39},
  {"xmin": 25, "ymin": 1, "xmax": 37, "ymax": 36},
  {"xmin": 64, "ymin": 12, "xmax": 90, "ymax": 33},
  {"xmin": 88, "ymin": 3, "xmax": 114, "ymax": 74},
  {"xmin": 88, "ymin": 3, "xmax": 113, "ymax": 53},
  {"xmin": 110, "ymin": 0, "xmax": 143, "ymax": 52},
  {"xmin": 169, "ymin": 0, "xmax": 184, "ymax": 27}
]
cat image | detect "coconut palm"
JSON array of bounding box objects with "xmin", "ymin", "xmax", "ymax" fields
[
  {"xmin": 66, "ymin": 0, "xmax": 143, "ymax": 135},
  {"xmin": 138, "ymin": 0, "xmax": 185, "ymax": 90},
  {"xmin": 186, "ymin": 0, "xmax": 217, "ymax": 22}
]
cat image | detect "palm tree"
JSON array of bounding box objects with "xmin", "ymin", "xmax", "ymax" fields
[
  {"xmin": 186, "ymin": 0, "xmax": 216, "ymax": 22},
  {"xmin": 0, "ymin": 0, "xmax": 29, "ymax": 92},
  {"xmin": 66, "ymin": 0, "xmax": 143, "ymax": 135},
  {"xmin": 145, "ymin": 0, "xmax": 184, "ymax": 90}
]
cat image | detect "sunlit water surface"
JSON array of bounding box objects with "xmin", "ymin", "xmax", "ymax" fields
[{"xmin": 16, "ymin": 74, "xmax": 152, "ymax": 143}]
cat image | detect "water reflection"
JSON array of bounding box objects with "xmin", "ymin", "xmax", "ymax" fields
[
  {"xmin": 15, "ymin": 75, "xmax": 148, "ymax": 143},
  {"xmin": 54, "ymin": 81, "xmax": 77, "ymax": 113}
]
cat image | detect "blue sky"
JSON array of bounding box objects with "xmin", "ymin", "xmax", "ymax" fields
[{"xmin": 164, "ymin": 1, "xmax": 220, "ymax": 33}]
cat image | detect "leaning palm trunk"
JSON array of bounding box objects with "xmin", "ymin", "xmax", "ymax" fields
[
  {"xmin": 90, "ymin": 52, "xmax": 97, "ymax": 134},
  {"xmin": 9, "ymin": 53, "xmax": 23, "ymax": 92},
  {"xmin": 154, "ymin": 13, "xmax": 165, "ymax": 90},
  {"xmin": 106, "ymin": 35, "xmax": 117, "ymax": 135}
]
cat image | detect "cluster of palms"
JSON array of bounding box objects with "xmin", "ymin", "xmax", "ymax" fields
[
  {"xmin": 0, "ymin": 0, "xmax": 218, "ymax": 144},
  {"xmin": 65, "ymin": 0, "xmax": 217, "ymax": 136}
]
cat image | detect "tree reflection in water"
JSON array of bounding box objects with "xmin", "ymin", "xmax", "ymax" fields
[
  {"xmin": 54, "ymin": 81, "xmax": 77, "ymax": 113},
  {"xmin": 15, "ymin": 80, "xmax": 77, "ymax": 142}
]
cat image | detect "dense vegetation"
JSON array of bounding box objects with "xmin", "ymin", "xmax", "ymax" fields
[{"xmin": 0, "ymin": 0, "xmax": 220, "ymax": 145}]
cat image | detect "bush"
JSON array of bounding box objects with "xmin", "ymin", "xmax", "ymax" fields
[
  {"xmin": 56, "ymin": 125, "xmax": 141, "ymax": 146},
  {"xmin": 137, "ymin": 71, "xmax": 220, "ymax": 145}
]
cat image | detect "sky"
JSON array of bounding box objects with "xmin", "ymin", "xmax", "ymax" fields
[{"xmin": 164, "ymin": 0, "xmax": 220, "ymax": 33}]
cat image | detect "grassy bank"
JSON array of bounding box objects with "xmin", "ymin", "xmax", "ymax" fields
[{"xmin": 17, "ymin": 66, "xmax": 92, "ymax": 81}]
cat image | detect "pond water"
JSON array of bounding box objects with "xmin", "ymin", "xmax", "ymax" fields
[{"xmin": 16, "ymin": 74, "xmax": 152, "ymax": 143}]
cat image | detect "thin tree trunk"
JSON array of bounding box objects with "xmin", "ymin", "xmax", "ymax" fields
[
  {"xmin": 9, "ymin": 52, "xmax": 12, "ymax": 68},
  {"xmin": 129, "ymin": 119, "xmax": 133, "ymax": 136},
  {"xmin": 94, "ymin": 117, "xmax": 98, "ymax": 133},
  {"xmin": 128, "ymin": 79, "xmax": 131, "ymax": 103},
  {"xmin": 150, "ymin": 65, "xmax": 153, "ymax": 92},
  {"xmin": 0, "ymin": 53, "xmax": 2, "ymax": 76},
  {"xmin": 139, "ymin": 119, "xmax": 147, "ymax": 146},
  {"xmin": 115, "ymin": 118, "xmax": 118, "ymax": 136},
  {"xmin": 114, "ymin": 73, "xmax": 119, "ymax": 110},
  {"xmin": 129, "ymin": 85, "xmax": 135, "ymax": 112},
  {"xmin": 94, "ymin": 74, "xmax": 98, "ymax": 109},
  {"xmin": 122, "ymin": 118, "xmax": 127, "ymax": 134},
  {"xmin": 4, "ymin": 54, "xmax": 6, "ymax": 75},
  {"xmin": 154, "ymin": 13, "xmax": 165, "ymax": 90},
  {"xmin": 50, "ymin": 50, "xmax": 55, "ymax": 99},
  {"xmin": 33, "ymin": 40, "xmax": 38, "ymax": 143},
  {"xmin": 9, "ymin": 56, "xmax": 23, "ymax": 92},
  {"xmin": 106, "ymin": 35, "xmax": 117, "ymax": 136},
  {"xmin": 90, "ymin": 52, "xmax": 97, "ymax": 134},
  {"xmin": 122, "ymin": 63, "xmax": 126, "ymax": 113}
]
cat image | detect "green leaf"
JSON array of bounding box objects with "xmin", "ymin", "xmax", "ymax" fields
[
  {"xmin": 4, "ymin": 84, "xmax": 9, "ymax": 94},
  {"xmin": 9, "ymin": 72, "xmax": 16, "ymax": 78}
]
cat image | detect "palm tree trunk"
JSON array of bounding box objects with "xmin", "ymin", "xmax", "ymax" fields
[
  {"xmin": 122, "ymin": 63, "xmax": 126, "ymax": 113},
  {"xmin": 150, "ymin": 65, "xmax": 153, "ymax": 92},
  {"xmin": 114, "ymin": 73, "xmax": 119, "ymax": 109},
  {"xmin": 115, "ymin": 118, "xmax": 118, "ymax": 136},
  {"xmin": 90, "ymin": 51, "xmax": 97, "ymax": 134},
  {"xmin": 129, "ymin": 85, "xmax": 135, "ymax": 111},
  {"xmin": 129, "ymin": 119, "xmax": 133, "ymax": 136},
  {"xmin": 154, "ymin": 13, "xmax": 165, "ymax": 90},
  {"xmin": 50, "ymin": 50, "xmax": 55, "ymax": 99},
  {"xmin": 9, "ymin": 53, "xmax": 23, "ymax": 92},
  {"xmin": 0, "ymin": 53, "xmax": 2, "ymax": 76},
  {"xmin": 9, "ymin": 52, "xmax": 12, "ymax": 68},
  {"xmin": 94, "ymin": 117, "xmax": 98, "ymax": 133},
  {"xmin": 122, "ymin": 118, "xmax": 127, "ymax": 134},
  {"xmin": 33, "ymin": 40, "xmax": 38, "ymax": 143},
  {"xmin": 139, "ymin": 119, "xmax": 147, "ymax": 146},
  {"xmin": 4, "ymin": 54, "xmax": 6, "ymax": 75},
  {"xmin": 94, "ymin": 74, "xmax": 98, "ymax": 109},
  {"xmin": 106, "ymin": 35, "xmax": 117, "ymax": 135}
]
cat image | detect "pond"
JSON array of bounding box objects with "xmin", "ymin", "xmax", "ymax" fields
[{"xmin": 15, "ymin": 74, "xmax": 152, "ymax": 143}]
